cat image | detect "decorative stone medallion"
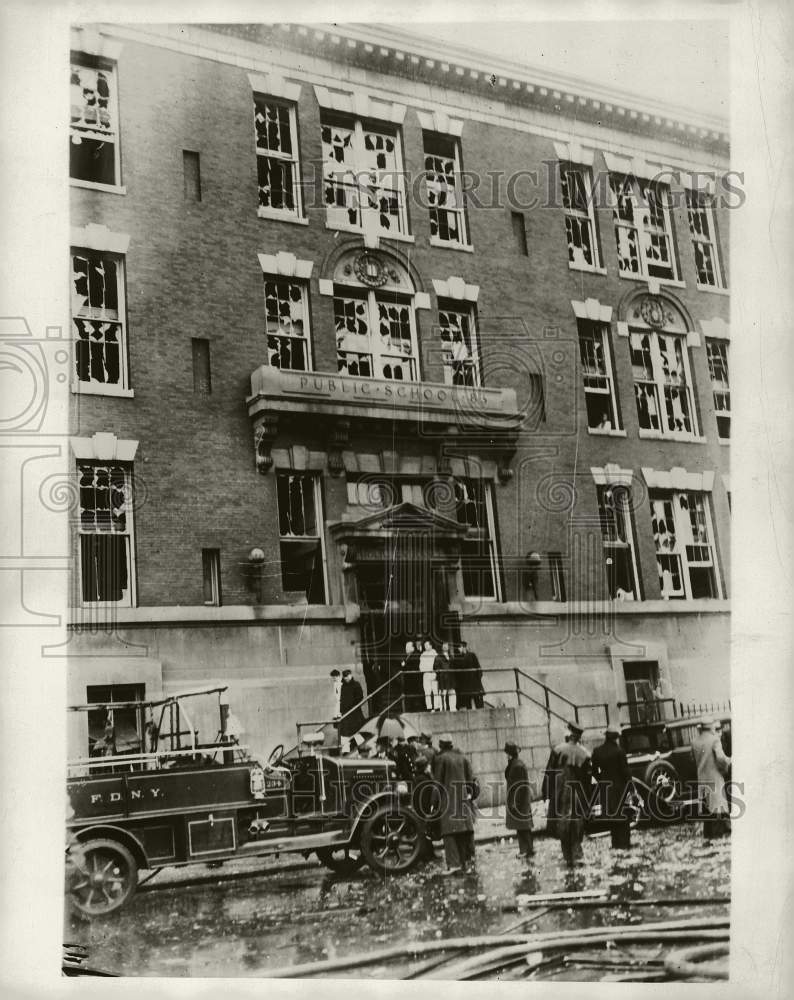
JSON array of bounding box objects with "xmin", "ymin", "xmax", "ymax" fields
[{"xmin": 353, "ymin": 250, "xmax": 395, "ymax": 287}]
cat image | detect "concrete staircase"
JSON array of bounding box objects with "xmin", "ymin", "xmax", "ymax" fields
[{"xmin": 403, "ymin": 704, "xmax": 555, "ymax": 808}]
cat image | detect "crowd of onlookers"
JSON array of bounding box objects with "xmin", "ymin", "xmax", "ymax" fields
[{"xmin": 330, "ymin": 639, "xmax": 486, "ymax": 729}]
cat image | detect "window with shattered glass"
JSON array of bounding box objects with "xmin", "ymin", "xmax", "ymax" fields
[
  {"xmin": 610, "ymin": 175, "xmax": 678, "ymax": 281},
  {"xmin": 650, "ymin": 491, "xmax": 720, "ymax": 599},
  {"xmin": 438, "ymin": 301, "xmax": 480, "ymax": 387},
  {"xmin": 424, "ymin": 133, "xmax": 469, "ymax": 246},
  {"xmin": 686, "ymin": 190, "xmax": 725, "ymax": 288},
  {"xmin": 70, "ymin": 58, "xmax": 119, "ymax": 185},
  {"xmin": 71, "ymin": 248, "xmax": 127, "ymax": 390},
  {"xmin": 321, "ymin": 114, "xmax": 407, "ymax": 235},
  {"xmin": 597, "ymin": 485, "xmax": 640, "ymax": 599},
  {"xmin": 78, "ymin": 463, "xmax": 133, "ymax": 605},
  {"xmin": 276, "ymin": 472, "xmax": 327, "ymax": 603},
  {"xmin": 454, "ymin": 479, "xmax": 499, "ymax": 600},
  {"xmin": 264, "ymin": 277, "xmax": 310, "ymax": 371},
  {"xmin": 334, "ymin": 287, "xmax": 417, "ymax": 381},
  {"xmin": 577, "ymin": 320, "xmax": 619, "ymax": 429},
  {"xmin": 560, "ymin": 164, "xmax": 600, "ymax": 269},
  {"xmin": 706, "ymin": 339, "xmax": 730, "ymax": 439},
  {"xmin": 254, "ymin": 97, "xmax": 301, "ymax": 217},
  {"xmin": 629, "ymin": 330, "xmax": 696, "ymax": 438}
]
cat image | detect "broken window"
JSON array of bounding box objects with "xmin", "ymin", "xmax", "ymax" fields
[
  {"xmin": 577, "ymin": 320, "xmax": 619, "ymax": 430},
  {"xmin": 78, "ymin": 463, "xmax": 133, "ymax": 605},
  {"xmin": 71, "ymin": 248, "xmax": 128, "ymax": 390},
  {"xmin": 334, "ymin": 287, "xmax": 417, "ymax": 381},
  {"xmin": 650, "ymin": 491, "xmax": 720, "ymax": 599},
  {"xmin": 254, "ymin": 97, "xmax": 301, "ymax": 218},
  {"xmin": 454, "ymin": 479, "xmax": 499, "ymax": 600},
  {"xmin": 70, "ymin": 57, "xmax": 119, "ymax": 186},
  {"xmin": 437, "ymin": 301, "xmax": 480, "ymax": 387},
  {"xmin": 610, "ymin": 175, "xmax": 678, "ymax": 281},
  {"xmin": 560, "ymin": 164, "xmax": 600, "ymax": 269},
  {"xmin": 321, "ymin": 114, "xmax": 407, "ymax": 235},
  {"xmin": 706, "ymin": 339, "xmax": 730, "ymax": 440},
  {"xmin": 276, "ymin": 472, "xmax": 327, "ymax": 603},
  {"xmin": 597, "ymin": 485, "xmax": 641, "ymax": 600},
  {"xmin": 424, "ymin": 133, "xmax": 469, "ymax": 246},
  {"xmin": 630, "ymin": 330, "xmax": 696, "ymax": 438},
  {"xmin": 86, "ymin": 684, "xmax": 145, "ymax": 757},
  {"xmin": 686, "ymin": 190, "xmax": 724, "ymax": 288},
  {"xmin": 264, "ymin": 277, "xmax": 310, "ymax": 371}
]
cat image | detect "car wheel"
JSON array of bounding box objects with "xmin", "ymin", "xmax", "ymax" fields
[
  {"xmin": 68, "ymin": 838, "xmax": 138, "ymax": 916},
  {"xmin": 644, "ymin": 760, "xmax": 680, "ymax": 802},
  {"xmin": 315, "ymin": 845, "xmax": 365, "ymax": 876},
  {"xmin": 359, "ymin": 805, "xmax": 423, "ymax": 875}
]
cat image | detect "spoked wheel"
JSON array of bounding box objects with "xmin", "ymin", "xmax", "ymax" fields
[
  {"xmin": 68, "ymin": 838, "xmax": 138, "ymax": 916},
  {"xmin": 315, "ymin": 845, "xmax": 365, "ymax": 876},
  {"xmin": 360, "ymin": 806, "xmax": 423, "ymax": 875}
]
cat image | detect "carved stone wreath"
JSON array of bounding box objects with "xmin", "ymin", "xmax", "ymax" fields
[
  {"xmin": 352, "ymin": 250, "xmax": 398, "ymax": 287},
  {"xmin": 636, "ymin": 295, "xmax": 674, "ymax": 329}
]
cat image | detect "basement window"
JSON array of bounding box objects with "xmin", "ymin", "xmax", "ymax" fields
[{"xmin": 276, "ymin": 472, "xmax": 327, "ymax": 604}]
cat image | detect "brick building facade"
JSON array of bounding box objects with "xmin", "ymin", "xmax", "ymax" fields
[{"xmin": 67, "ymin": 22, "xmax": 731, "ymax": 757}]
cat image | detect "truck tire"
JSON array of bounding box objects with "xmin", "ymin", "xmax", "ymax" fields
[
  {"xmin": 68, "ymin": 838, "xmax": 138, "ymax": 916},
  {"xmin": 315, "ymin": 846, "xmax": 365, "ymax": 876},
  {"xmin": 359, "ymin": 804, "xmax": 423, "ymax": 875}
]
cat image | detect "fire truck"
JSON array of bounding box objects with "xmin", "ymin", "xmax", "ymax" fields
[{"xmin": 66, "ymin": 687, "xmax": 423, "ymax": 916}]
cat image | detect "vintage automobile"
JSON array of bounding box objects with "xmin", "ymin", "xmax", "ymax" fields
[
  {"xmin": 621, "ymin": 710, "xmax": 732, "ymax": 814},
  {"xmin": 66, "ymin": 687, "xmax": 423, "ymax": 916}
]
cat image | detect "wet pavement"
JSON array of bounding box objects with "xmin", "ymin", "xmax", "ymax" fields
[{"xmin": 66, "ymin": 823, "xmax": 730, "ymax": 978}]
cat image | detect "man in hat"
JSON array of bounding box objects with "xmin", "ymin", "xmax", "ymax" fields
[
  {"xmin": 504, "ymin": 741, "xmax": 534, "ymax": 858},
  {"xmin": 418, "ymin": 733, "xmax": 437, "ymax": 768},
  {"xmin": 592, "ymin": 724, "xmax": 634, "ymax": 849},
  {"xmin": 329, "ymin": 669, "xmax": 342, "ymax": 719},
  {"xmin": 692, "ymin": 716, "xmax": 732, "ymax": 840},
  {"xmin": 432, "ymin": 735, "xmax": 478, "ymax": 874},
  {"xmin": 457, "ymin": 640, "xmax": 485, "ymax": 709},
  {"xmin": 542, "ymin": 720, "xmax": 593, "ymax": 866},
  {"xmin": 338, "ymin": 668, "xmax": 365, "ymax": 739},
  {"xmin": 412, "ymin": 754, "xmax": 440, "ymax": 860}
]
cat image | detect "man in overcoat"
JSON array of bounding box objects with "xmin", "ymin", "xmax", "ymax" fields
[
  {"xmin": 542, "ymin": 720, "xmax": 593, "ymax": 866},
  {"xmin": 458, "ymin": 641, "xmax": 485, "ymax": 709},
  {"xmin": 400, "ymin": 641, "xmax": 423, "ymax": 712},
  {"xmin": 692, "ymin": 716, "xmax": 732, "ymax": 840},
  {"xmin": 338, "ymin": 668, "xmax": 365, "ymax": 738},
  {"xmin": 432, "ymin": 736, "xmax": 477, "ymax": 874},
  {"xmin": 503, "ymin": 741, "xmax": 534, "ymax": 858},
  {"xmin": 591, "ymin": 724, "xmax": 634, "ymax": 849}
]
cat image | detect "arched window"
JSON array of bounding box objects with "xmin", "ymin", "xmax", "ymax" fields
[{"xmin": 331, "ymin": 250, "xmax": 420, "ymax": 382}]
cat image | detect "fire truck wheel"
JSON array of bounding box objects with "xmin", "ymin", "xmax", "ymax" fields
[
  {"xmin": 69, "ymin": 838, "xmax": 138, "ymax": 916},
  {"xmin": 315, "ymin": 846, "xmax": 365, "ymax": 876},
  {"xmin": 359, "ymin": 805, "xmax": 423, "ymax": 875}
]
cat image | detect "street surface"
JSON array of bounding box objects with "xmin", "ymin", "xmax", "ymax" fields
[{"xmin": 66, "ymin": 821, "xmax": 730, "ymax": 977}]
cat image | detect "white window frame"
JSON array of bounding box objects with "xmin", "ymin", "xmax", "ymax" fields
[
  {"xmin": 424, "ymin": 132, "xmax": 470, "ymax": 249},
  {"xmin": 71, "ymin": 244, "xmax": 131, "ymax": 396},
  {"xmin": 437, "ymin": 300, "xmax": 481, "ymax": 387},
  {"xmin": 686, "ymin": 190, "xmax": 725, "ymax": 289},
  {"xmin": 321, "ymin": 114, "xmax": 409, "ymax": 238},
  {"xmin": 629, "ymin": 328, "xmax": 699, "ymax": 441},
  {"xmin": 597, "ymin": 484, "xmax": 641, "ymax": 600},
  {"xmin": 263, "ymin": 275, "xmax": 312, "ymax": 372},
  {"xmin": 560, "ymin": 163, "xmax": 602, "ymax": 271},
  {"xmin": 610, "ymin": 174, "xmax": 679, "ymax": 282},
  {"xmin": 254, "ymin": 95, "xmax": 304, "ymax": 222},
  {"xmin": 577, "ymin": 320, "xmax": 620, "ymax": 431},
  {"xmin": 650, "ymin": 490, "xmax": 722, "ymax": 600},
  {"xmin": 455, "ymin": 478, "xmax": 501, "ymax": 602},
  {"xmin": 70, "ymin": 54, "xmax": 122, "ymax": 191},
  {"xmin": 77, "ymin": 461, "xmax": 135, "ymax": 608},
  {"xmin": 333, "ymin": 285, "xmax": 420, "ymax": 382},
  {"xmin": 705, "ymin": 339, "xmax": 730, "ymax": 441},
  {"xmin": 276, "ymin": 471, "xmax": 329, "ymax": 604}
]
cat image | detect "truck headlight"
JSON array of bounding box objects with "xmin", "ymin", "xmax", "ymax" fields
[{"xmin": 395, "ymin": 781, "xmax": 409, "ymax": 795}]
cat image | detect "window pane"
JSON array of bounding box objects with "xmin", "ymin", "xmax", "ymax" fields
[{"xmin": 70, "ymin": 62, "xmax": 117, "ymax": 185}]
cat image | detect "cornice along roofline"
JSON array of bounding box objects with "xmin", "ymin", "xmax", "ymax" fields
[{"xmin": 195, "ymin": 21, "xmax": 728, "ymax": 153}]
